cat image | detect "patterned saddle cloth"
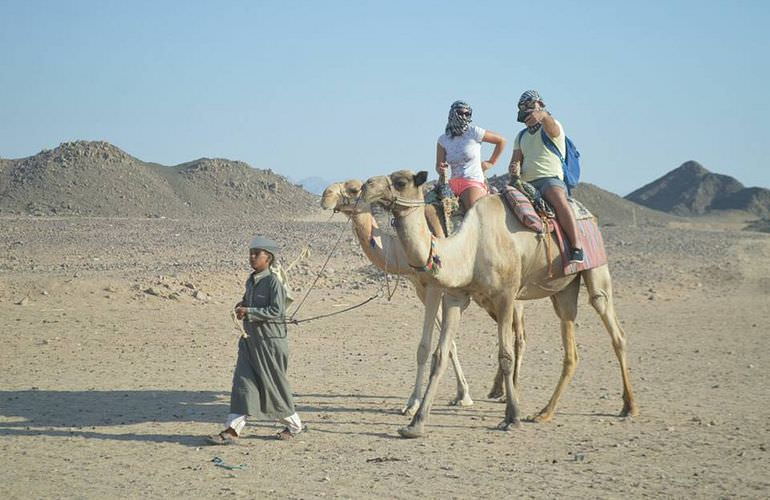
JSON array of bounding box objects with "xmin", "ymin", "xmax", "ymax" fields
[{"xmin": 501, "ymin": 184, "xmax": 607, "ymax": 277}]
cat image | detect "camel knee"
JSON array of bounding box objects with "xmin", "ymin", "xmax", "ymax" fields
[
  {"xmin": 562, "ymin": 353, "xmax": 578, "ymax": 374},
  {"xmin": 498, "ymin": 354, "xmax": 514, "ymax": 375},
  {"xmin": 416, "ymin": 343, "xmax": 431, "ymax": 364},
  {"xmin": 430, "ymin": 350, "xmax": 449, "ymax": 375},
  {"xmin": 590, "ymin": 292, "xmax": 608, "ymax": 316}
]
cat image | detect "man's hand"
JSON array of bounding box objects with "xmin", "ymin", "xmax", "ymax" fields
[
  {"xmin": 436, "ymin": 161, "xmax": 449, "ymax": 175},
  {"xmin": 508, "ymin": 161, "xmax": 521, "ymax": 178},
  {"xmin": 235, "ymin": 306, "xmax": 247, "ymax": 320},
  {"xmin": 524, "ymin": 109, "xmax": 548, "ymax": 127}
]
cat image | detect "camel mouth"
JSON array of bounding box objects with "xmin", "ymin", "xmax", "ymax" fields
[{"xmin": 362, "ymin": 176, "xmax": 392, "ymax": 205}]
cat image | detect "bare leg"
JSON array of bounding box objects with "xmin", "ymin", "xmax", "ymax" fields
[
  {"xmin": 583, "ymin": 266, "xmax": 639, "ymax": 417},
  {"xmin": 460, "ymin": 186, "xmax": 487, "ymax": 211},
  {"xmin": 399, "ymin": 292, "xmax": 467, "ymax": 438},
  {"xmin": 424, "ymin": 204, "xmax": 447, "ymax": 238},
  {"xmin": 543, "ymin": 186, "xmax": 582, "ymax": 250},
  {"xmin": 534, "ymin": 277, "xmax": 580, "ymax": 422}
]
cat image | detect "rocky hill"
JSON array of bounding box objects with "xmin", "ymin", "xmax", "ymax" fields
[
  {"xmin": 487, "ymin": 174, "xmax": 676, "ymax": 226},
  {"xmin": 625, "ymin": 161, "xmax": 769, "ymax": 217},
  {"xmin": 0, "ymin": 141, "xmax": 318, "ymax": 218}
]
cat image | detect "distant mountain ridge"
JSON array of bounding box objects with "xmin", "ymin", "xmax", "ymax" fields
[
  {"xmin": 296, "ymin": 176, "xmax": 331, "ymax": 195},
  {"xmin": 625, "ymin": 161, "xmax": 770, "ymax": 217},
  {"xmin": 0, "ymin": 141, "xmax": 318, "ymax": 218}
]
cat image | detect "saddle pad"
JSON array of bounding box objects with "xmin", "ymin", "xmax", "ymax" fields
[
  {"xmin": 552, "ymin": 216, "xmax": 608, "ymax": 276},
  {"xmin": 501, "ymin": 186, "xmax": 547, "ymax": 233}
]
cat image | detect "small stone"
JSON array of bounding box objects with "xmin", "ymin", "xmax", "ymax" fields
[
  {"xmin": 16, "ymin": 296, "xmax": 30, "ymax": 306},
  {"xmin": 193, "ymin": 290, "xmax": 208, "ymax": 301},
  {"xmin": 144, "ymin": 287, "xmax": 160, "ymax": 296}
]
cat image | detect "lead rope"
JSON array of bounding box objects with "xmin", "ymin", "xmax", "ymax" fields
[{"xmin": 288, "ymin": 204, "xmax": 355, "ymax": 321}]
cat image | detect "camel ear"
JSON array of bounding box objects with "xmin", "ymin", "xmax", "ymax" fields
[{"xmin": 414, "ymin": 171, "xmax": 428, "ymax": 187}]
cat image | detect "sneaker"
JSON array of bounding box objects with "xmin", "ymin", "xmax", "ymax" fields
[{"xmin": 569, "ymin": 248, "xmax": 585, "ymax": 264}]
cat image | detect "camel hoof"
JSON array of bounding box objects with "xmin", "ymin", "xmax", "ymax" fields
[
  {"xmin": 620, "ymin": 405, "xmax": 639, "ymax": 418},
  {"xmin": 398, "ymin": 426, "xmax": 424, "ymax": 439},
  {"xmin": 487, "ymin": 389, "xmax": 504, "ymax": 399},
  {"xmin": 497, "ymin": 419, "xmax": 522, "ymax": 431},
  {"xmin": 401, "ymin": 401, "xmax": 420, "ymax": 416},
  {"xmin": 531, "ymin": 413, "xmax": 552, "ymax": 423},
  {"xmin": 449, "ymin": 396, "xmax": 474, "ymax": 407}
]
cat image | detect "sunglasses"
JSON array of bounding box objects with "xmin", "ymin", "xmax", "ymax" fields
[{"xmin": 457, "ymin": 110, "xmax": 472, "ymax": 117}]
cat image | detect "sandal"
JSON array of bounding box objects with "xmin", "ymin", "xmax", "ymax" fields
[
  {"xmin": 276, "ymin": 425, "xmax": 307, "ymax": 441},
  {"xmin": 206, "ymin": 430, "xmax": 239, "ymax": 445}
]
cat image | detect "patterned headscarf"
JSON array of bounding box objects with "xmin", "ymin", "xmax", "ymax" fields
[
  {"xmin": 518, "ymin": 90, "xmax": 543, "ymax": 108},
  {"xmin": 445, "ymin": 100, "xmax": 473, "ymax": 137}
]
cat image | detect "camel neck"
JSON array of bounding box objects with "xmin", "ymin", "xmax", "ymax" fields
[
  {"xmin": 394, "ymin": 204, "xmax": 476, "ymax": 288},
  {"xmin": 349, "ymin": 211, "xmax": 410, "ymax": 274},
  {"xmin": 394, "ymin": 206, "xmax": 434, "ymax": 272}
]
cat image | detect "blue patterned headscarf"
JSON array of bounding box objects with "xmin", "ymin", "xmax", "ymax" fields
[
  {"xmin": 518, "ymin": 90, "xmax": 543, "ymax": 108},
  {"xmin": 445, "ymin": 100, "xmax": 473, "ymax": 137}
]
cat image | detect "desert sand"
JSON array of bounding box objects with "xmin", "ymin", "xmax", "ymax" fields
[{"xmin": 1, "ymin": 208, "xmax": 768, "ymax": 498}]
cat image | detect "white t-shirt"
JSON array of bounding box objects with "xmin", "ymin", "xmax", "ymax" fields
[{"xmin": 437, "ymin": 125, "xmax": 486, "ymax": 182}]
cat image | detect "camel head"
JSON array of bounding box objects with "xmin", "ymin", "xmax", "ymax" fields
[
  {"xmin": 363, "ymin": 170, "xmax": 428, "ymax": 212},
  {"xmin": 320, "ymin": 179, "xmax": 366, "ymax": 213}
]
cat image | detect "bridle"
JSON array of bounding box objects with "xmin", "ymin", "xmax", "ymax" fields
[
  {"xmin": 373, "ymin": 176, "xmax": 441, "ymax": 274},
  {"xmin": 332, "ymin": 185, "xmax": 364, "ymax": 214}
]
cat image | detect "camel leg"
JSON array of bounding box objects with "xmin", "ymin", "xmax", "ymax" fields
[
  {"xmin": 488, "ymin": 302, "xmax": 525, "ymax": 400},
  {"xmin": 496, "ymin": 296, "xmax": 522, "ymax": 430},
  {"xmin": 583, "ymin": 265, "xmax": 639, "ymax": 417},
  {"xmin": 399, "ymin": 292, "xmax": 467, "ymax": 438},
  {"xmin": 448, "ymin": 341, "xmax": 472, "ymax": 407},
  {"xmin": 534, "ymin": 277, "xmax": 581, "ymax": 423},
  {"xmin": 447, "ymin": 297, "xmax": 473, "ymax": 407},
  {"xmin": 512, "ymin": 302, "xmax": 526, "ymax": 392},
  {"xmin": 402, "ymin": 285, "xmax": 442, "ymax": 416}
]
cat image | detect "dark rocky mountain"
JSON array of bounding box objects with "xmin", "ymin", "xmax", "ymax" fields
[
  {"xmin": 625, "ymin": 161, "xmax": 769, "ymax": 217},
  {"xmin": 0, "ymin": 141, "xmax": 318, "ymax": 218}
]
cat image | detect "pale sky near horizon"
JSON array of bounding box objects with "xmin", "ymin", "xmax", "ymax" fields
[{"xmin": 1, "ymin": 0, "xmax": 768, "ymax": 196}]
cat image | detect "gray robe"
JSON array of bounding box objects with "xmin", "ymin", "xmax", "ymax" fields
[{"xmin": 229, "ymin": 269, "xmax": 295, "ymax": 419}]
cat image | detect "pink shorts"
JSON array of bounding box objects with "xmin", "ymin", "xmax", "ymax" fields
[{"xmin": 449, "ymin": 178, "xmax": 488, "ymax": 197}]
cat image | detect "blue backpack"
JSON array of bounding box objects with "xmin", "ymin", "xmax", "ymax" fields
[{"xmin": 517, "ymin": 128, "xmax": 581, "ymax": 193}]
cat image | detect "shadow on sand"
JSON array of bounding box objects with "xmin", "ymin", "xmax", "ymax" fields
[{"xmin": 0, "ymin": 390, "xmax": 421, "ymax": 444}]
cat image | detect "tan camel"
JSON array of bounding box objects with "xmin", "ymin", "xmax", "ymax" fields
[
  {"xmin": 320, "ymin": 179, "xmax": 475, "ymax": 415},
  {"xmin": 363, "ymin": 170, "xmax": 638, "ymax": 438}
]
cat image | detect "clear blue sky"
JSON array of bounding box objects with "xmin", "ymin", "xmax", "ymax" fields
[{"xmin": 1, "ymin": 0, "xmax": 768, "ymax": 195}]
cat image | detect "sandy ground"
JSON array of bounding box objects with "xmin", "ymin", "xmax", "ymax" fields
[{"xmin": 1, "ymin": 214, "xmax": 769, "ymax": 499}]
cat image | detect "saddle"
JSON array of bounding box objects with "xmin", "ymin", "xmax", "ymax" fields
[{"xmin": 500, "ymin": 180, "xmax": 606, "ymax": 276}]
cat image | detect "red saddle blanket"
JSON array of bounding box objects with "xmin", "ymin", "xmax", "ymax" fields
[{"xmin": 501, "ymin": 186, "xmax": 607, "ymax": 276}]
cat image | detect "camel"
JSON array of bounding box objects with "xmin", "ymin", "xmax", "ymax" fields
[
  {"xmin": 363, "ymin": 170, "xmax": 638, "ymax": 438},
  {"xmin": 320, "ymin": 179, "xmax": 473, "ymax": 414}
]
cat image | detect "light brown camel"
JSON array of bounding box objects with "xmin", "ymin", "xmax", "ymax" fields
[
  {"xmin": 320, "ymin": 180, "xmax": 474, "ymax": 415},
  {"xmin": 363, "ymin": 170, "xmax": 638, "ymax": 438}
]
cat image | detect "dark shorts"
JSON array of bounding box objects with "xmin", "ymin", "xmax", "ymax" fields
[{"xmin": 530, "ymin": 176, "xmax": 567, "ymax": 196}]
